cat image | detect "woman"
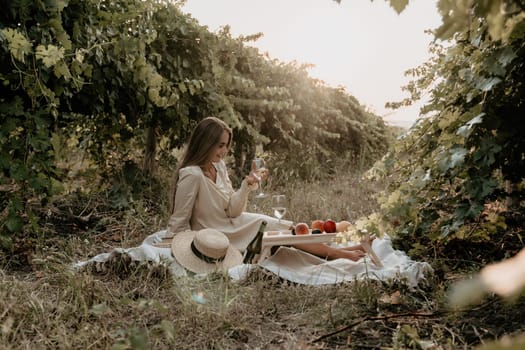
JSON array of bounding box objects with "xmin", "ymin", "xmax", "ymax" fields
[{"xmin": 168, "ymin": 116, "xmax": 368, "ymax": 261}]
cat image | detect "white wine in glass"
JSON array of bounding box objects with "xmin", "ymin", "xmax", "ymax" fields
[
  {"xmin": 271, "ymin": 194, "xmax": 287, "ymax": 225},
  {"xmin": 252, "ymin": 157, "xmax": 267, "ymax": 199}
]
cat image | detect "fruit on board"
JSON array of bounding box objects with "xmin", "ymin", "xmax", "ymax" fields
[
  {"xmin": 336, "ymin": 220, "xmax": 351, "ymax": 232},
  {"xmin": 323, "ymin": 219, "xmax": 337, "ymax": 233},
  {"xmin": 311, "ymin": 219, "xmax": 325, "ymax": 231},
  {"xmin": 311, "ymin": 229, "xmax": 323, "ymax": 234},
  {"xmin": 295, "ymin": 223, "xmax": 310, "ymax": 235}
]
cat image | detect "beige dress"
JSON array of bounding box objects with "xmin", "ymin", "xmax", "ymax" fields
[{"xmin": 167, "ymin": 160, "xmax": 292, "ymax": 252}]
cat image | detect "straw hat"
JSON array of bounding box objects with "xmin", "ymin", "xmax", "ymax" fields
[{"xmin": 171, "ymin": 229, "xmax": 243, "ymax": 274}]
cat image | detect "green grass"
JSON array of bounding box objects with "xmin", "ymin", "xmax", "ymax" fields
[{"xmin": 1, "ymin": 166, "xmax": 524, "ymax": 349}]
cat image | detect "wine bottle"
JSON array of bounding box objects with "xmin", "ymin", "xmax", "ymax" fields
[{"xmin": 243, "ymin": 220, "xmax": 267, "ymax": 264}]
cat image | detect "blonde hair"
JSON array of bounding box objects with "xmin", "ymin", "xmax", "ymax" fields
[{"xmin": 170, "ymin": 117, "xmax": 232, "ymax": 213}]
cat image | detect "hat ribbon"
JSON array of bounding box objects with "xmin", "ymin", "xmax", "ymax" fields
[{"xmin": 191, "ymin": 241, "xmax": 225, "ymax": 264}]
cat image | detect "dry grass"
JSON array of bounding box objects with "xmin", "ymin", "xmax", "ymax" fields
[
  {"xmin": 1, "ymin": 166, "xmax": 525, "ymax": 349},
  {"xmin": 256, "ymin": 171, "xmax": 381, "ymax": 224}
]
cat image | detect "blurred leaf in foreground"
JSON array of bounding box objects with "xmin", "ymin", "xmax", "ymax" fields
[{"xmin": 448, "ymin": 248, "xmax": 525, "ymax": 308}]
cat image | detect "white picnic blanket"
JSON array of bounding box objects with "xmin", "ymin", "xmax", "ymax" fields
[{"xmin": 75, "ymin": 230, "xmax": 433, "ymax": 288}]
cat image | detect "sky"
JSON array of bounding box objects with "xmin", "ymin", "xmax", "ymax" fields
[{"xmin": 181, "ymin": 0, "xmax": 442, "ymax": 128}]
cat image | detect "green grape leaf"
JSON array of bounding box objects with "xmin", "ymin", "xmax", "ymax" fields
[
  {"xmin": 497, "ymin": 47, "xmax": 517, "ymax": 67},
  {"xmin": 450, "ymin": 148, "xmax": 468, "ymax": 168},
  {"xmin": 0, "ymin": 234, "xmax": 13, "ymax": 250},
  {"xmin": 36, "ymin": 45, "xmax": 65, "ymax": 68},
  {"xmin": 481, "ymin": 178, "xmax": 498, "ymax": 198},
  {"xmin": 0, "ymin": 28, "xmax": 33, "ymax": 63},
  {"xmin": 28, "ymin": 172, "xmax": 48, "ymax": 191},
  {"xmin": 389, "ymin": 0, "xmax": 409, "ymax": 14},
  {"xmin": 0, "ymin": 153, "xmax": 11, "ymax": 169},
  {"xmin": 47, "ymin": 0, "xmax": 68, "ymax": 12},
  {"xmin": 82, "ymin": 63, "xmax": 93, "ymax": 78},
  {"xmin": 48, "ymin": 18, "xmax": 72, "ymax": 50},
  {"xmin": 438, "ymin": 147, "xmax": 468, "ymax": 172},
  {"xmin": 457, "ymin": 113, "xmax": 484, "ymax": 138},
  {"xmin": 50, "ymin": 177, "xmax": 64, "ymax": 195},
  {"xmin": 475, "ymin": 76, "xmax": 501, "ymax": 92},
  {"xmin": 178, "ymin": 81, "xmax": 187, "ymax": 93},
  {"xmin": 54, "ymin": 61, "xmax": 72, "ymax": 80},
  {"xmin": 10, "ymin": 163, "xmax": 28, "ymax": 181},
  {"xmin": 5, "ymin": 215, "xmax": 23, "ymax": 232},
  {"xmin": 147, "ymin": 72, "xmax": 163, "ymax": 88}
]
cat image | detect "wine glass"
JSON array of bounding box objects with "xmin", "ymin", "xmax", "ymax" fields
[
  {"xmin": 252, "ymin": 157, "xmax": 267, "ymax": 199},
  {"xmin": 271, "ymin": 194, "xmax": 287, "ymax": 225}
]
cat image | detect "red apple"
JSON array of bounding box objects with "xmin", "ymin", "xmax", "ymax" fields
[
  {"xmin": 311, "ymin": 219, "xmax": 325, "ymax": 232},
  {"xmin": 295, "ymin": 223, "xmax": 310, "ymax": 235},
  {"xmin": 323, "ymin": 219, "xmax": 337, "ymax": 233}
]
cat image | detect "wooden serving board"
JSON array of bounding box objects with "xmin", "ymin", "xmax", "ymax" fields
[
  {"xmin": 258, "ymin": 231, "xmax": 337, "ymax": 262},
  {"xmin": 259, "ymin": 230, "xmax": 383, "ymax": 267}
]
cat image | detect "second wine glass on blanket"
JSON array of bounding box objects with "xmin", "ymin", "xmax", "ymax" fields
[{"xmin": 271, "ymin": 194, "xmax": 287, "ymax": 226}]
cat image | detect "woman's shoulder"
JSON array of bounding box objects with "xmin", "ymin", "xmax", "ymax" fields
[
  {"xmin": 214, "ymin": 160, "xmax": 228, "ymax": 172},
  {"xmin": 179, "ymin": 165, "xmax": 203, "ymax": 177}
]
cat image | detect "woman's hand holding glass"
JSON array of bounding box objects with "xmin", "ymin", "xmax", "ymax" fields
[{"xmin": 251, "ymin": 158, "xmax": 268, "ymax": 198}]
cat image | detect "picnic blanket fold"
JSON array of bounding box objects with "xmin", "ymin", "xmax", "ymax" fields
[{"xmin": 75, "ymin": 230, "xmax": 433, "ymax": 287}]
